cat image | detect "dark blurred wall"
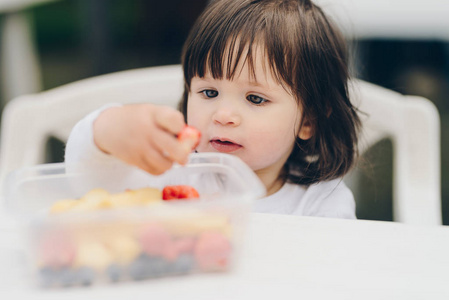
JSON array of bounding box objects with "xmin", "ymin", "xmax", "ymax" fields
[
  {"xmin": 31, "ymin": 0, "xmax": 209, "ymax": 165},
  {"xmin": 32, "ymin": 0, "xmax": 209, "ymax": 88}
]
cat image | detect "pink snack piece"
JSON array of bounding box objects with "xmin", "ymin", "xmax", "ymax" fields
[
  {"xmin": 39, "ymin": 230, "xmax": 76, "ymax": 267},
  {"xmin": 174, "ymin": 237, "xmax": 195, "ymax": 254},
  {"xmin": 194, "ymin": 232, "xmax": 231, "ymax": 271},
  {"xmin": 139, "ymin": 223, "xmax": 177, "ymax": 261}
]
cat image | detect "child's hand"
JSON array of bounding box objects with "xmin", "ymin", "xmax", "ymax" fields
[{"xmin": 93, "ymin": 104, "xmax": 193, "ymax": 175}]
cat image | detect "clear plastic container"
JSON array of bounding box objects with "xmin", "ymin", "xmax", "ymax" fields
[{"xmin": 2, "ymin": 153, "xmax": 265, "ymax": 288}]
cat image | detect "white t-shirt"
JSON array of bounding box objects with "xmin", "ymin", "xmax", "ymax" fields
[
  {"xmin": 65, "ymin": 105, "xmax": 356, "ymax": 220},
  {"xmin": 253, "ymin": 180, "xmax": 356, "ymax": 219}
]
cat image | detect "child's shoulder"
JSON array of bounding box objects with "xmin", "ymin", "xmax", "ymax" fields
[{"xmin": 300, "ymin": 179, "xmax": 356, "ymax": 219}]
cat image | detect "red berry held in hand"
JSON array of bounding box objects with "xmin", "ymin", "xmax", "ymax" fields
[{"xmin": 178, "ymin": 125, "xmax": 201, "ymax": 150}]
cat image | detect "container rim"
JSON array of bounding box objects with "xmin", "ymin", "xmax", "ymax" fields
[{"xmin": 2, "ymin": 153, "xmax": 267, "ymax": 218}]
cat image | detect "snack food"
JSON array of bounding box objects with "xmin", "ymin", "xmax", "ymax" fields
[
  {"xmin": 49, "ymin": 185, "xmax": 199, "ymax": 214},
  {"xmin": 4, "ymin": 153, "xmax": 265, "ymax": 289},
  {"xmin": 162, "ymin": 185, "xmax": 200, "ymax": 201},
  {"xmin": 178, "ymin": 125, "xmax": 201, "ymax": 150},
  {"xmin": 36, "ymin": 217, "xmax": 232, "ymax": 287},
  {"xmin": 39, "ymin": 185, "xmax": 232, "ymax": 287}
]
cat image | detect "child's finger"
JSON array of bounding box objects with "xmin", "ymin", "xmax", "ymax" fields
[
  {"xmin": 137, "ymin": 146, "xmax": 174, "ymax": 175},
  {"xmin": 151, "ymin": 129, "xmax": 190, "ymax": 165},
  {"xmin": 154, "ymin": 107, "xmax": 186, "ymax": 135}
]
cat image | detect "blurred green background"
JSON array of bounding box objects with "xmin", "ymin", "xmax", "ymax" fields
[{"xmin": 1, "ymin": 0, "xmax": 448, "ymax": 224}]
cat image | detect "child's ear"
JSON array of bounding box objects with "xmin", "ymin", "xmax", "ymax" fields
[{"xmin": 298, "ymin": 119, "xmax": 313, "ymax": 140}]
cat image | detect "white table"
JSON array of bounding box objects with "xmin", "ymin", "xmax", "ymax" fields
[{"xmin": 1, "ymin": 213, "xmax": 449, "ymax": 299}]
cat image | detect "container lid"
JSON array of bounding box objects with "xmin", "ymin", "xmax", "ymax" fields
[{"xmin": 2, "ymin": 153, "xmax": 266, "ymax": 218}]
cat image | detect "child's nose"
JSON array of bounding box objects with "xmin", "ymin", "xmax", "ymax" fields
[{"xmin": 212, "ymin": 104, "xmax": 241, "ymax": 126}]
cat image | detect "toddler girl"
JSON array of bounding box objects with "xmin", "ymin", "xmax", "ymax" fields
[{"xmin": 66, "ymin": 0, "xmax": 361, "ymax": 219}]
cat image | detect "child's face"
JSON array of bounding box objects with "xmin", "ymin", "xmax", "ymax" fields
[{"xmin": 187, "ymin": 49, "xmax": 310, "ymax": 180}]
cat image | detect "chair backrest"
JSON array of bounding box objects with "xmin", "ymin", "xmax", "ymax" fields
[
  {"xmin": 0, "ymin": 64, "xmax": 441, "ymax": 225},
  {"xmin": 0, "ymin": 64, "xmax": 184, "ymax": 183},
  {"xmin": 348, "ymin": 80, "xmax": 441, "ymax": 225}
]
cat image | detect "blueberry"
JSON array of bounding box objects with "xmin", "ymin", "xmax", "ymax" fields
[
  {"xmin": 38, "ymin": 267, "xmax": 58, "ymax": 288},
  {"xmin": 77, "ymin": 267, "xmax": 96, "ymax": 286},
  {"xmin": 128, "ymin": 253, "xmax": 168, "ymax": 280},
  {"xmin": 146, "ymin": 256, "xmax": 167, "ymax": 277},
  {"xmin": 106, "ymin": 264, "xmax": 123, "ymax": 282},
  {"xmin": 59, "ymin": 268, "xmax": 79, "ymax": 287},
  {"xmin": 129, "ymin": 254, "xmax": 151, "ymax": 281},
  {"xmin": 171, "ymin": 254, "xmax": 195, "ymax": 275}
]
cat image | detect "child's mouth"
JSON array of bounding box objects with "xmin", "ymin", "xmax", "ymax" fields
[{"xmin": 210, "ymin": 139, "xmax": 242, "ymax": 153}]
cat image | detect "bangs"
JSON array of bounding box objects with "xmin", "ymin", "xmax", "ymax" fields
[{"xmin": 182, "ymin": 0, "xmax": 300, "ymax": 93}]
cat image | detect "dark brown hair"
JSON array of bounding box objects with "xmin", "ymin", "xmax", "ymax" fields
[{"xmin": 180, "ymin": 0, "xmax": 361, "ymax": 185}]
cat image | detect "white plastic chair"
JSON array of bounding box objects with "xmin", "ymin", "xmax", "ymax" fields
[
  {"xmin": 0, "ymin": 64, "xmax": 441, "ymax": 225},
  {"xmin": 315, "ymin": 0, "xmax": 449, "ymax": 41},
  {"xmin": 347, "ymin": 80, "xmax": 441, "ymax": 225},
  {"xmin": 0, "ymin": 65, "xmax": 184, "ymax": 184}
]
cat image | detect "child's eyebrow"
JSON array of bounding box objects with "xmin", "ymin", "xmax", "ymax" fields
[{"xmin": 247, "ymin": 80, "xmax": 264, "ymax": 87}]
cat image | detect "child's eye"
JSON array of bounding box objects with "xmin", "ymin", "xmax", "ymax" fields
[
  {"xmin": 247, "ymin": 94, "xmax": 268, "ymax": 105},
  {"xmin": 200, "ymin": 89, "xmax": 218, "ymax": 98}
]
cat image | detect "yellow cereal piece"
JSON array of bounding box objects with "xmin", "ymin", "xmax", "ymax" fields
[
  {"xmin": 105, "ymin": 234, "xmax": 141, "ymax": 264},
  {"xmin": 167, "ymin": 215, "xmax": 232, "ymax": 237},
  {"xmin": 71, "ymin": 188, "xmax": 112, "ymax": 212},
  {"xmin": 192, "ymin": 215, "xmax": 230, "ymax": 231},
  {"xmin": 80, "ymin": 188, "xmax": 111, "ymax": 203},
  {"xmin": 109, "ymin": 187, "xmax": 162, "ymax": 208},
  {"xmin": 75, "ymin": 241, "xmax": 113, "ymax": 270},
  {"xmin": 192, "ymin": 216, "xmax": 232, "ymax": 237},
  {"xmin": 49, "ymin": 187, "xmax": 163, "ymax": 213},
  {"xmin": 49, "ymin": 199, "xmax": 78, "ymax": 214}
]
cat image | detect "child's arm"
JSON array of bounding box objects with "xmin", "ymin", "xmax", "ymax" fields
[
  {"xmin": 65, "ymin": 103, "xmax": 192, "ymax": 176},
  {"xmin": 92, "ymin": 103, "xmax": 191, "ymax": 175}
]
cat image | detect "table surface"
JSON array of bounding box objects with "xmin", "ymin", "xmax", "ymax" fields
[{"xmin": 1, "ymin": 212, "xmax": 449, "ymax": 299}]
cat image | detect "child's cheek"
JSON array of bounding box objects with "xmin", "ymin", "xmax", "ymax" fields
[
  {"xmin": 186, "ymin": 97, "xmax": 204, "ymax": 129},
  {"xmin": 185, "ymin": 109, "xmax": 203, "ymax": 151}
]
